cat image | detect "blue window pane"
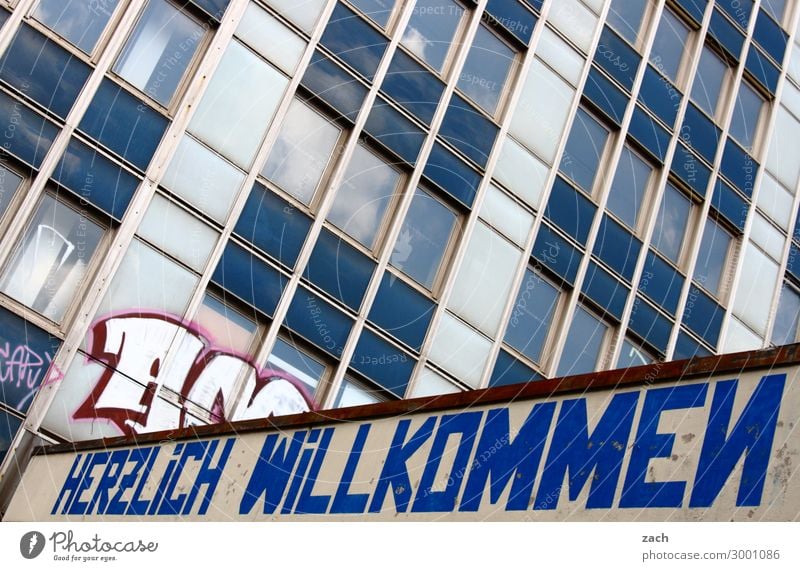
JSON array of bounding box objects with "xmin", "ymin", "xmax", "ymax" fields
[
  {"xmin": 457, "ymin": 24, "xmax": 516, "ymax": 115},
  {"xmin": 730, "ymin": 81, "xmax": 764, "ymax": 152},
  {"xmin": 320, "ymin": 3, "xmax": 388, "ymax": 81},
  {"xmin": 190, "ymin": 0, "xmax": 230, "ymax": 20},
  {"xmin": 545, "ymin": 177, "xmax": 597, "ymax": 245},
  {"xmin": 438, "ymin": 94, "xmax": 499, "ymax": 168},
  {"xmin": 674, "ymin": 0, "xmax": 706, "ymax": 24},
  {"xmin": 560, "ymin": 108, "xmax": 609, "ymax": 192},
  {"xmin": 694, "ymin": 218, "xmax": 732, "ymax": 297},
  {"xmin": 683, "ymin": 285, "xmax": 724, "ymax": 346},
  {"xmin": 717, "ymin": 0, "xmax": 754, "ymax": 29},
  {"xmin": 787, "ymin": 244, "xmax": 800, "ymax": 282},
  {"xmin": 369, "ymin": 271, "xmax": 435, "ymax": 350},
  {"xmin": 284, "ymin": 286, "xmax": 353, "ymax": 357},
  {"xmin": 593, "ymin": 214, "xmax": 642, "ymax": 281},
  {"xmin": 382, "ymin": 49, "xmax": 444, "ymax": 124},
  {"xmin": 485, "ymin": 0, "xmax": 536, "ymax": 44},
  {"xmin": 268, "ymin": 337, "xmax": 326, "ymax": 397},
  {"xmin": 761, "ymin": 0, "xmax": 787, "ymax": 23},
  {"xmin": 504, "ymin": 269, "xmax": 559, "ymax": 363},
  {"xmin": 607, "ymin": 146, "xmax": 652, "ymax": 228},
  {"xmin": 582, "ymin": 261, "xmax": 629, "ymax": 320},
  {"xmin": 671, "ymin": 142, "xmax": 711, "ymax": 197},
  {"xmin": 607, "ymin": 0, "xmax": 648, "ymax": 44},
  {"xmin": 349, "ymin": 0, "xmax": 394, "ymax": 27},
  {"xmin": 771, "ymin": 284, "xmax": 800, "ymax": 345},
  {"xmin": 32, "ymin": 0, "xmax": 120, "ymax": 53},
  {"xmin": 0, "ymin": 409, "xmax": 21, "ymax": 464},
  {"xmin": 628, "ymin": 106, "xmax": 670, "ymax": 163},
  {"xmin": 638, "ymin": 65, "xmax": 680, "ymax": 127},
  {"xmin": 52, "ymin": 138, "xmax": 140, "ymax": 220},
  {"xmin": 638, "ymin": 250, "xmax": 685, "ymax": 314},
  {"xmin": 652, "ymin": 183, "xmax": 692, "ymax": 264},
  {"xmin": 490, "ymin": 349, "xmax": 542, "ymax": 388},
  {"xmin": 649, "ymin": 9, "xmax": 690, "ymax": 81},
  {"xmin": 681, "ymin": 103, "xmax": 721, "ymax": 163},
  {"xmin": 422, "ymin": 142, "xmax": 480, "ymax": 208},
  {"xmin": 364, "ymin": 98, "xmax": 426, "ymax": 164},
  {"xmin": 673, "ymin": 329, "xmax": 711, "ymax": 360},
  {"xmin": 79, "ymin": 79, "xmax": 168, "ymax": 171},
  {"xmin": 350, "ymin": 329, "xmax": 415, "ymax": 397},
  {"xmin": 305, "ymin": 227, "xmax": 375, "ymax": 310},
  {"xmin": 617, "ymin": 338, "xmax": 656, "ymax": 368},
  {"xmin": 301, "ymin": 51, "xmax": 368, "ymax": 122},
  {"xmin": 391, "ymin": 188, "xmax": 457, "ymax": 289},
  {"xmin": 711, "ymin": 178, "xmax": 748, "ymax": 231},
  {"xmin": 754, "ymin": 11, "xmax": 788, "ymax": 67},
  {"xmin": 0, "ymin": 306, "xmax": 61, "ymax": 414},
  {"xmin": 401, "ymin": 0, "xmax": 465, "ymax": 72},
  {"xmin": 532, "ymin": 224, "xmax": 583, "ymax": 285},
  {"xmin": 691, "ymin": 45, "xmax": 728, "ymax": 118},
  {"xmin": 211, "ymin": 242, "xmax": 286, "ymax": 316},
  {"xmin": 234, "ymin": 182, "xmax": 312, "ymax": 268},
  {"xmin": 0, "ymin": 91, "xmax": 58, "ymax": 169},
  {"xmin": 745, "ymin": 45, "xmax": 780, "ymax": 94},
  {"xmin": 522, "ymin": 0, "xmax": 543, "ymax": 11},
  {"xmin": 556, "ymin": 306, "xmax": 608, "ymax": 377},
  {"xmin": 584, "ymin": 67, "xmax": 628, "ymax": 125},
  {"xmin": 0, "ymin": 24, "xmax": 91, "ymax": 118},
  {"xmin": 629, "ymin": 297, "xmax": 673, "ymax": 352},
  {"xmin": 708, "ymin": 9, "xmax": 745, "ymax": 59},
  {"xmin": 595, "ymin": 26, "xmax": 641, "ymax": 90}
]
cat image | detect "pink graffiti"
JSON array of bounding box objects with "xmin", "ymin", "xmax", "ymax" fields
[
  {"xmin": 73, "ymin": 311, "xmax": 316, "ymax": 436},
  {"xmin": 0, "ymin": 342, "xmax": 63, "ymax": 410}
]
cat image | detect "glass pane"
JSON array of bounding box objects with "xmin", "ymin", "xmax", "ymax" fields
[
  {"xmin": 195, "ymin": 293, "xmax": 258, "ymax": 354},
  {"xmin": 267, "ymin": 338, "xmax": 327, "ymax": 396},
  {"xmin": 0, "ymin": 195, "xmax": 104, "ymax": 322},
  {"xmin": 560, "ymin": 108, "xmax": 609, "ymax": 192},
  {"xmin": 556, "ymin": 306, "xmax": 608, "ymax": 376},
  {"xmin": 0, "ymin": 163, "xmax": 23, "ymax": 218},
  {"xmin": 235, "ymin": 2, "xmax": 306, "ymax": 76},
  {"xmin": 479, "ymin": 184, "xmax": 533, "ymax": 247},
  {"xmin": 391, "ymin": 188, "xmax": 457, "ymax": 289},
  {"xmin": 731, "ymin": 242, "xmax": 779, "ymax": 334},
  {"xmin": 772, "ymin": 284, "xmax": 800, "ymax": 345},
  {"xmin": 547, "ymin": 0, "xmax": 598, "ymax": 53},
  {"xmin": 757, "ymin": 172, "xmax": 793, "ymax": 230},
  {"xmin": 265, "ymin": 0, "xmax": 326, "ymax": 32},
  {"xmin": 349, "ymin": 0, "xmax": 395, "ymax": 28},
  {"xmin": 409, "ymin": 367, "xmax": 459, "ymax": 398},
  {"xmin": 607, "ymin": 146, "xmax": 652, "ymax": 229},
  {"xmin": 691, "ymin": 45, "xmax": 728, "ymax": 118},
  {"xmin": 729, "ymin": 81, "xmax": 764, "ymax": 151},
  {"xmin": 333, "ymin": 377, "xmax": 383, "ymax": 407},
  {"xmin": 262, "ymin": 99, "xmax": 342, "ymax": 205},
  {"xmin": 457, "ymin": 25, "xmax": 515, "ymax": 115},
  {"xmin": 0, "ymin": 409, "xmax": 21, "ymax": 464},
  {"xmin": 32, "ymin": 0, "xmax": 120, "ymax": 54},
  {"xmin": 401, "ymin": 0, "xmax": 465, "ymax": 72},
  {"xmin": 113, "ymin": 0, "xmax": 204, "ymax": 106},
  {"xmin": 694, "ymin": 218, "xmax": 732, "ymax": 296},
  {"xmin": 428, "ymin": 311, "xmax": 491, "ymax": 387},
  {"xmin": 327, "ymin": 145, "xmax": 401, "ymax": 248},
  {"xmin": 504, "ymin": 269, "xmax": 560, "ymax": 363},
  {"xmin": 617, "ymin": 338, "xmax": 655, "ymax": 368},
  {"xmin": 607, "ymin": 0, "xmax": 648, "ymax": 44},
  {"xmin": 536, "ymin": 26, "xmax": 584, "ymax": 86},
  {"xmin": 762, "ymin": 0, "xmax": 787, "ymax": 22},
  {"xmin": 649, "ymin": 9, "xmax": 690, "ymax": 81},
  {"xmin": 652, "ymin": 183, "xmax": 691, "ymax": 264}
]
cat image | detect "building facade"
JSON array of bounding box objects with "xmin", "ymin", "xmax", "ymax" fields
[{"xmin": 0, "ymin": 0, "xmax": 799, "ymax": 498}]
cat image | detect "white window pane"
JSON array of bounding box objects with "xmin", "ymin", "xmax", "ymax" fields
[
  {"xmin": 265, "ymin": 0, "xmax": 326, "ymax": 32},
  {"xmin": 749, "ymin": 214, "xmax": 785, "ymax": 262},
  {"xmin": 189, "ymin": 40, "xmax": 289, "ymax": 168},
  {"xmin": 448, "ymin": 222, "xmax": 522, "ymax": 337},
  {"xmin": 789, "ymin": 42, "xmax": 800, "ymax": 85},
  {"xmin": 401, "ymin": 0, "xmax": 465, "ymax": 72},
  {"xmin": 195, "ymin": 293, "xmax": 258, "ymax": 354},
  {"xmin": 261, "ymin": 99, "xmax": 341, "ymax": 205},
  {"xmin": 781, "ymin": 81, "xmax": 800, "ymax": 121},
  {"xmin": 509, "ymin": 60, "xmax": 575, "ymax": 164},
  {"xmin": 766, "ymin": 107, "xmax": 800, "ymax": 190},
  {"xmin": 557, "ymin": 306, "xmax": 608, "ymax": 376},
  {"xmin": 480, "ymin": 184, "xmax": 533, "ymax": 247},
  {"xmin": 732, "ymin": 242, "xmax": 779, "ymax": 335},
  {"xmin": 333, "ymin": 377, "xmax": 383, "ymax": 408},
  {"xmin": 113, "ymin": 0, "xmax": 203, "ymax": 106},
  {"xmin": 137, "ymin": 194, "xmax": 219, "ymax": 272},
  {"xmin": 756, "ymin": 172, "xmax": 793, "ymax": 230},
  {"xmin": 723, "ymin": 317, "xmax": 763, "ymax": 353},
  {"xmin": 493, "ymin": 136, "xmax": 549, "ymax": 209},
  {"xmin": 162, "ymin": 135, "xmax": 245, "ymax": 223},
  {"xmin": 536, "ymin": 27, "xmax": 584, "ymax": 86},
  {"xmin": 236, "ymin": 3, "xmax": 306, "ymax": 76},
  {"xmin": 96, "ymin": 238, "xmax": 198, "ymax": 318},
  {"xmin": 428, "ymin": 312, "xmax": 491, "ymax": 387},
  {"xmin": 547, "ymin": 0, "xmax": 598, "ymax": 53},
  {"xmin": 267, "ymin": 338, "xmax": 326, "ymax": 397},
  {"xmin": 0, "ymin": 195, "xmax": 104, "ymax": 322},
  {"xmin": 409, "ymin": 367, "xmax": 459, "ymax": 398},
  {"xmin": 32, "ymin": 0, "xmax": 121, "ymax": 54},
  {"xmin": 327, "ymin": 145, "xmax": 402, "ymax": 248}
]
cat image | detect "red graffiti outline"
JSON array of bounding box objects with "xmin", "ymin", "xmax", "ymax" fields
[{"xmin": 73, "ymin": 310, "xmax": 316, "ymax": 436}]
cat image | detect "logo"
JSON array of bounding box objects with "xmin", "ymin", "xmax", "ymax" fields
[{"xmin": 20, "ymin": 531, "xmax": 45, "ymax": 559}]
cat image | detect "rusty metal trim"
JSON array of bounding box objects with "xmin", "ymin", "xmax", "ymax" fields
[{"xmin": 34, "ymin": 343, "xmax": 800, "ymax": 456}]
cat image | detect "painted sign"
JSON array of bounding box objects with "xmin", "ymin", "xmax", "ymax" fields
[{"xmin": 6, "ymin": 361, "xmax": 800, "ymax": 521}]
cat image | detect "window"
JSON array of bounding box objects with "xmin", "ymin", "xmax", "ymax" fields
[
  {"xmin": 401, "ymin": 0, "xmax": 465, "ymax": 73},
  {"xmin": 504, "ymin": 269, "xmax": 560, "ymax": 364},
  {"xmin": 349, "ymin": 0, "xmax": 396, "ymax": 28},
  {"xmin": 651, "ymin": 182, "xmax": 693, "ymax": 265},
  {"xmin": 390, "ymin": 187, "xmax": 458, "ymax": 290},
  {"xmin": 729, "ymin": 80, "xmax": 765, "ymax": 151},
  {"xmin": 0, "ymin": 163, "xmax": 23, "ymax": 221},
  {"xmin": 772, "ymin": 283, "xmax": 800, "ymax": 345},
  {"xmin": 649, "ymin": 8, "xmax": 691, "ymax": 83},
  {"xmin": 327, "ymin": 144, "xmax": 403, "ymax": 249},
  {"xmin": 606, "ymin": 145, "xmax": 653, "ymax": 230},
  {"xmin": 195, "ymin": 293, "xmax": 259, "ymax": 354},
  {"xmin": 762, "ymin": 0, "xmax": 788, "ymax": 23},
  {"xmin": 617, "ymin": 337, "xmax": 656, "ymax": 368},
  {"xmin": 560, "ymin": 108, "xmax": 611, "ymax": 194},
  {"xmin": 0, "ymin": 194, "xmax": 105, "ymax": 322},
  {"xmin": 607, "ymin": 0, "xmax": 649, "ymax": 46},
  {"xmin": 113, "ymin": 0, "xmax": 205, "ymax": 106},
  {"xmin": 333, "ymin": 376, "xmax": 385, "ymax": 408},
  {"xmin": 267, "ymin": 337, "xmax": 329, "ymax": 401},
  {"xmin": 32, "ymin": 0, "xmax": 121, "ymax": 54},
  {"xmin": 456, "ymin": 24, "xmax": 516, "ymax": 116},
  {"xmin": 261, "ymin": 98, "xmax": 342, "ymax": 205},
  {"xmin": 690, "ymin": 45, "xmax": 729, "ymax": 120},
  {"xmin": 556, "ymin": 305, "xmax": 610, "ymax": 376},
  {"xmin": 694, "ymin": 217, "xmax": 733, "ymax": 297}
]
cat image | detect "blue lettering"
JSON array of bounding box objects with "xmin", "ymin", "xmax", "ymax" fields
[
  {"xmin": 148, "ymin": 444, "xmax": 183, "ymax": 515},
  {"xmin": 330, "ymin": 425, "xmax": 372, "ymax": 514},
  {"xmin": 68, "ymin": 452, "xmax": 109, "ymax": 515},
  {"xmin": 282, "ymin": 429, "xmax": 319, "ymax": 514},
  {"xmin": 87, "ymin": 449, "xmax": 130, "ymax": 514},
  {"xmin": 295, "ymin": 428, "xmax": 335, "ymax": 514},
  {"xmin": 239, "ymin": 431, "xmax": 306, "ymax": 515},
  {"xmin": 51, "ymin": 454, "xmax": 89, "ymax": 515},
  {"xmin": 183, "ymin": 438, "xmax": 235, "ymax": 515}
]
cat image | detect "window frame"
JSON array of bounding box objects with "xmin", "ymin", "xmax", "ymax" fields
[
  {"xmin": 556, "ymin": 301, "xmax": 615, "ymax": 376},
  {"xmin": 651, "ymin": 179, "xmax": 701, "ymax": 271},
  {"xmin": 729, "ymin": 76, "xmax": 769, "ymax": 154},
  {"xmin": 689, "ymin": 42, "xmax": 735, "ymax": 124},
  {"xmin": 560, "ymin": 105, "xmax": 616, "ymax": 199},
  {"xmin": 692, "ymin": 214, "xmax": 739, "ymax": 303},
  {"xmin": 648, "ymin": 5, "xmax": 697, "ymax": 89},
  {"xmin": 605, "ymin": 142, "xmax": 657, "ymax": 235},
  {"xmin": 607, "ymin": 0, "xmax": 656, "ymax": 51},
  {"xmin": 399, "ymin": 0, "xmax": 470, "ymax": 80}
]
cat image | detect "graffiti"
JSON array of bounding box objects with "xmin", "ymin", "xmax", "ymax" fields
[
  {"xmin": 71, "ymin": 311, "xmax": 315, "ymax": 436},
  {"xmin": 0, "ymin": 342, "xmax": 61, "ymax": 410}
]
